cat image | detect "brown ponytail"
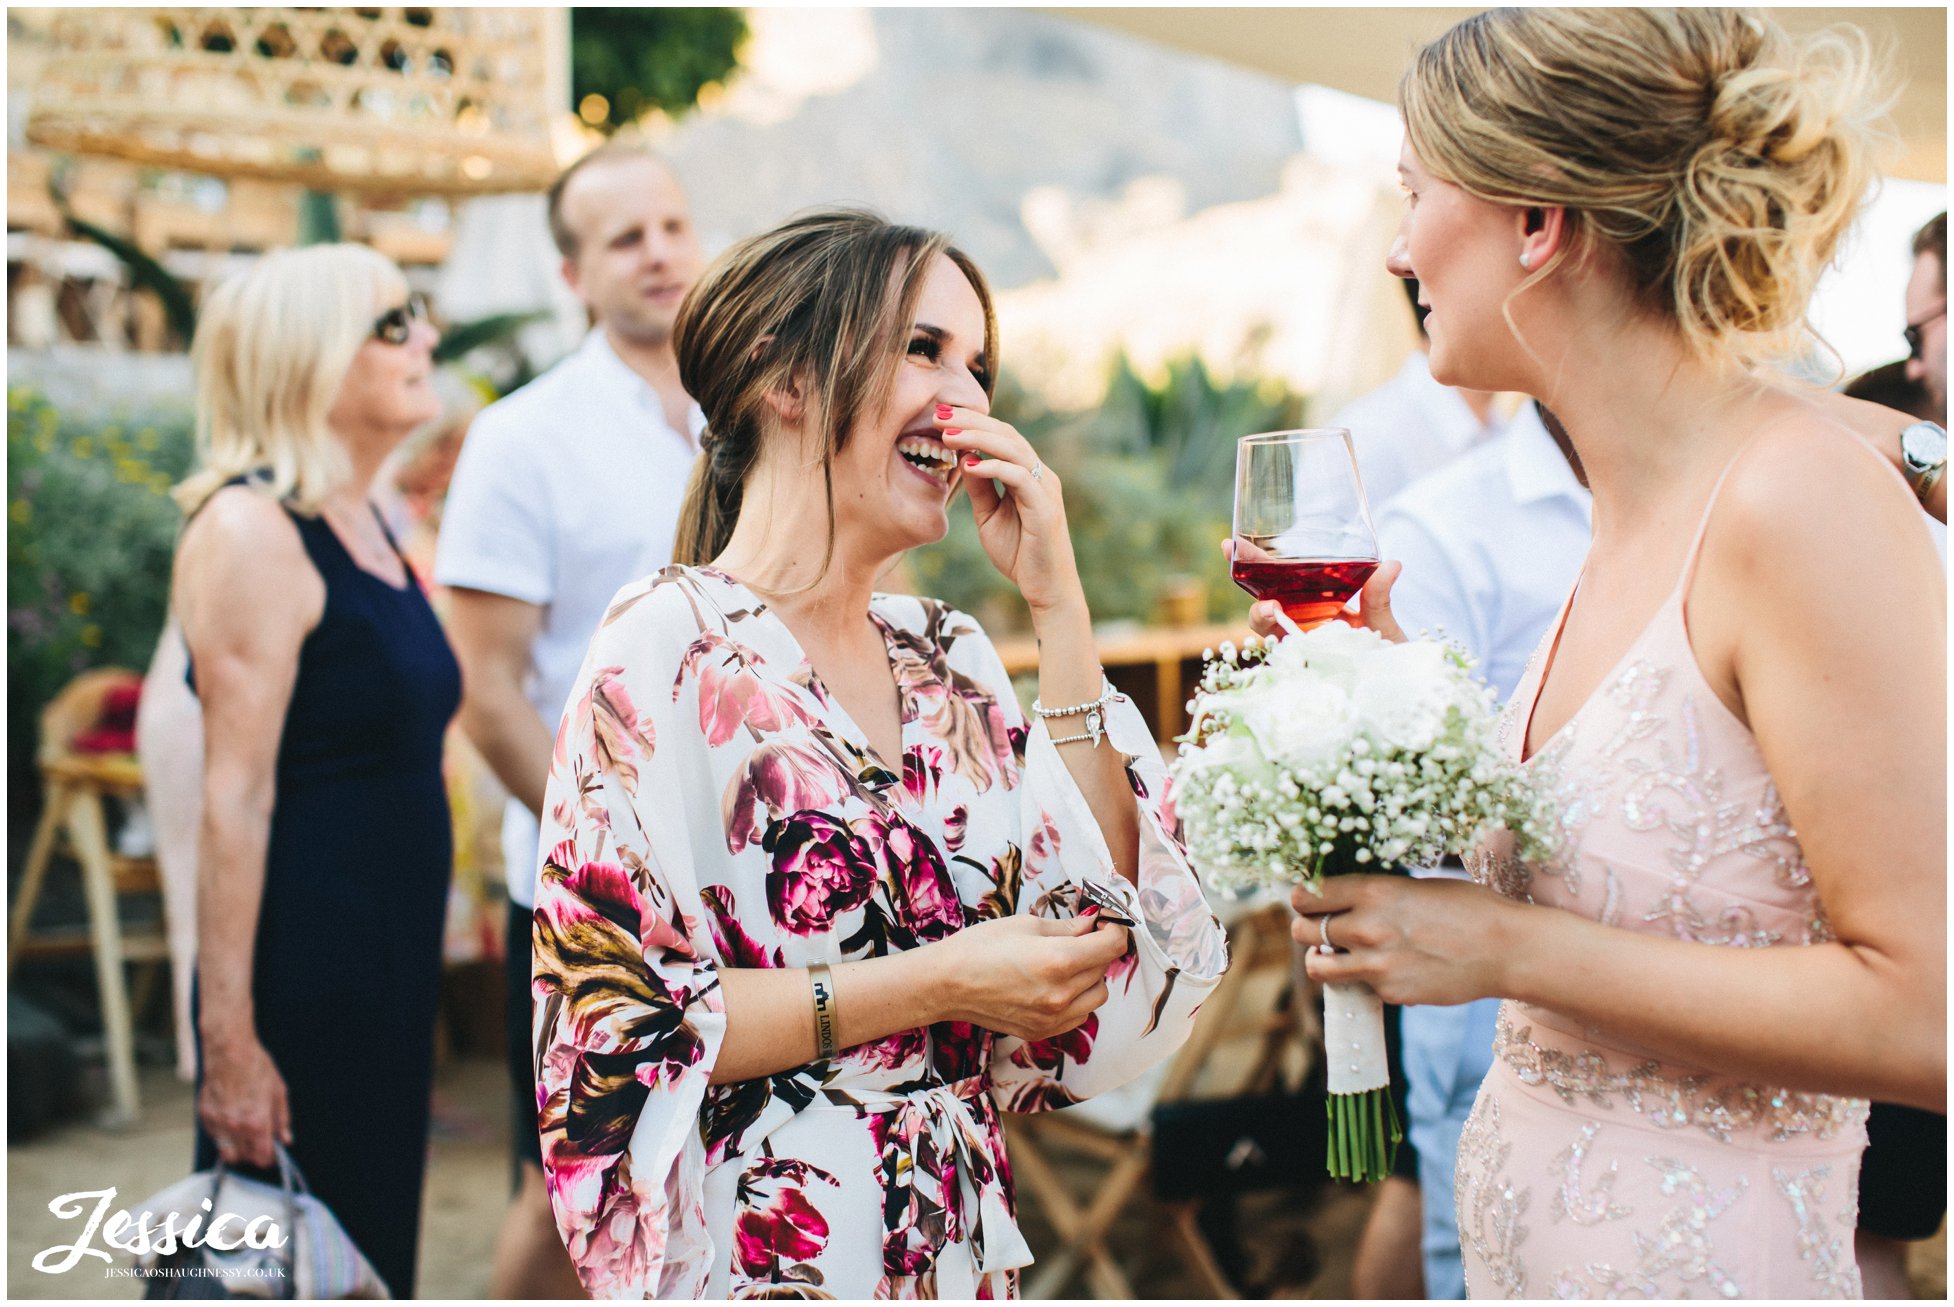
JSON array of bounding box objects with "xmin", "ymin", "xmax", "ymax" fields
[
  {"xmin": 672, "ymin": 428, "xmax": 756, "ymax": 566},
  {"xmin": 668, "ymin": 208, "xmax": 997, "ymax": 576}
]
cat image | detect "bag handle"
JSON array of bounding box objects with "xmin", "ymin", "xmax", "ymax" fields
[
  {"xmin": 270, "ymin": 1143, "xmax": 312, "ymax": 1200},
  {"xmin": 202, "ymin": 1147, "xmax": 303, "ymax": 1295}
]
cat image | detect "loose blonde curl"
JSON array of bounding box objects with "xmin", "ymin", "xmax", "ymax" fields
[
  {"xmin": 1401, "ymin": 8, "xmax": 1894, "ymax": 367},
  {"xmin": 176, "ymin": 244, "xmax": 409, "ymax": 517}
]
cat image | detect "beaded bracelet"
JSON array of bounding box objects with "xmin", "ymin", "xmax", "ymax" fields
[
  {"xmin": 1031, "ymin": 676, "xmax": 1117, "ymax": 719},
  {"xmin": 1034, "ymin": 677, "xmax": 1118, "ymax": 748}
]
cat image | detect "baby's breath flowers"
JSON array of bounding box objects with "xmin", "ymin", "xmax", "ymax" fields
[{"xmin": 1170, "ymin": 620, "xmax": 1551, "ymax": 1181}]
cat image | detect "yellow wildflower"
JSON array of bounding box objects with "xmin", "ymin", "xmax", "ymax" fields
[
  {"xmin": 10, "ymin": 499, "xmax": 30, "ymax": 524},
  {"xmin": 80, "ymin": 625, "xmax": 102, "ymax": 648},
  {"xmin": 70, "ymin": 592, "xmax": 91, "ymax": 615}
]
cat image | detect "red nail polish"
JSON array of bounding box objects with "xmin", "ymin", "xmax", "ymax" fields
[
  {"xmin": 964, "ymin": 456, "xmax": 980, "ymax": 468},
  {"xmin": 935, "ymin": 405, "xmax": 953, "ymax": 419},
  {"xmin": 943, "ymin": 427, "xmax": 962, "ymax": 436}
]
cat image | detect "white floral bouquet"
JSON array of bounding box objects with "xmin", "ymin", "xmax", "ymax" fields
[{"xmin": 1169, "ymin": 620, "xmax": 1549, "ymax": 1182}]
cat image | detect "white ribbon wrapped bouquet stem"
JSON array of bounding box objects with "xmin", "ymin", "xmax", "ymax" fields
[{"xmin": 1170, "ymin": 620, "xmax": 1548, "ymax": 1183}]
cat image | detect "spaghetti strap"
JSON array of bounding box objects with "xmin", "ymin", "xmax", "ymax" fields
[
  {"xmin": 1675, "ymin": 432, "xmax": 1768, "ymax": 599},
  {"xmin": 1677, "ymin": 421, "xmax": 1913, "ymax": 599},
  {"xmin": 370, "ymin": 501, "xmax": 410, "ymax": 564}
]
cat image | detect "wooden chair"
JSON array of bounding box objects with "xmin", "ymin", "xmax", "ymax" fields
[
  {"xmin": 11, "ymin": 667, "xmax": 171, "ymax": 1126},
  {"xmin": 1008, "ymin": 899, "xmax": 1306, "ymax": 1299}
]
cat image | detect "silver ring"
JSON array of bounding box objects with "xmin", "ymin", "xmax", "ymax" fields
[
  {"xmin": 1030, "ymin": 461, "xmax": 1044, "ymax": 482},
  {"xmin": 1317, "ymin": 913, "xmax": 1335, "ymax": 955}
]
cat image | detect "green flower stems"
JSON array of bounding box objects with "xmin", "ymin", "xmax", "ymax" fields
[{"xmin": 1325, "ymin": 1087, "xmax": 1403, "ymax": 1184}]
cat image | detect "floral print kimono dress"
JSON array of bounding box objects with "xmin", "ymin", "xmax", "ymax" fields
[{"xmin": 532, "ymin": 565, "xmax": 1229, "ymax": 1300}]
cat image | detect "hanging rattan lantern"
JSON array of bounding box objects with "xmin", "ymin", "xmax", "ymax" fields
[{"xmin": 21, "ymin": 7, "xmax": 564, "ymax": 195}]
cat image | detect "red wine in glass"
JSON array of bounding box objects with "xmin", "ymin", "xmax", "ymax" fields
[
  {"xmin": 1233, "ymin": 429, "xmax": 1380, "ymax": 633},
  {"xmin": 1231, "ymin": 556, "xmax": 1380, "ymax": 630}
]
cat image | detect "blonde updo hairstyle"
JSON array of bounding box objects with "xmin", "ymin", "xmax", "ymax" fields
[
  {"xmin": 176, "ymin": 243, "xmax": 410, "ymax": 516},
  {"xmin": 1400, "ymin": 8, "xmax": 1892, "ymax": 366},
  {"xmin": 672, "ymin": 208, "xmax": 997, "ymax": 579}
]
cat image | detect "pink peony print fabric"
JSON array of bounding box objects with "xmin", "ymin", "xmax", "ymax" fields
[{"xmin": 531, "ymin": 566, "xmax": 1228, "ymax": 1299}]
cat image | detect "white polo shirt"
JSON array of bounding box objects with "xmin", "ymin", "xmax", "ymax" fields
[
  {"xmin": 1328, "ymin": 350, "xmax": 1508, "ymax": 517},
  {"xmin": 1374, "ymin": 401, "xmax": 1592, "ymax": 701},
  {"xmin": 435, "ymin": 327, "xmax": 704, "ymax": 906}
]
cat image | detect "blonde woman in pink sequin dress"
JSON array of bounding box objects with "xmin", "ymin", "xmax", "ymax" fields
[{"xmin": 1268, "ymin": 10, "xmax": 1946, "ymax": 1298}]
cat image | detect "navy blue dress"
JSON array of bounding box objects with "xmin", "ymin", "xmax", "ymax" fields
[{"xmin": 190, "ymin": 485, "xmax": 460, "ymax": 1298}]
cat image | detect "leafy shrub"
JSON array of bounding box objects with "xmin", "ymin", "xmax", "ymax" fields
[
  {"xmin": 7, "ymin": 388, "xmax": 193, "ymax": 792},
  {"xmin": 571, "ymin": 8, "xmax": 748, "ymax": 131}
]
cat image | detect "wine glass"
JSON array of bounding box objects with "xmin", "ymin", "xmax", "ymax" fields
[{"xmin": 1232, "ymin": 429, "xmax": 1380, "ymax": 630}]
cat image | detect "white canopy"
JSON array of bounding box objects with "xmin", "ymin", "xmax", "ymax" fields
[{"xmin": 1052, "ymin": 7, "xmax": 1947, "ymax": 183}]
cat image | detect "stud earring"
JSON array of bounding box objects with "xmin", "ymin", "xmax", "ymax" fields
[{"xmin": 1519, "ymin": 251, "xmax": 1532, "ymax": 270}]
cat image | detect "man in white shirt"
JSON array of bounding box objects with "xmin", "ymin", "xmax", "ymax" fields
[
  {"xmin": 1329, "ymin": 278, "xmax": 1509, "ymax": 512},
  {"xmin": 1376, "ymin": 400, "xmax": 1591, "ymax": 1298},
  {"xmin": 434, "ymin": 143, "xmax": 706, "ymax": 1299},
  {"xmin": 1333, "ymin": 278, "xmax": 1519, "ymax": 1300},
  {"xmin": 1378, "ymin": 401, "xmax": 1591, "ymax": 703}
]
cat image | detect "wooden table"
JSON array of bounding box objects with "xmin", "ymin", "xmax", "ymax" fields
[{"xmin": 991, "ymin": 621, "xmax": 1250, "ymax": 743}]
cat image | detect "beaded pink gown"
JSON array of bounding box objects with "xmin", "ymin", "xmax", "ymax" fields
[{"xmin": 1458, "ymin": 458, "xmax": 1870, "ymax": 1298}]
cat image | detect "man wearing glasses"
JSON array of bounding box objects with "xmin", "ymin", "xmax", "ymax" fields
[
  {"xmin": 1904, "ymin": 212, "xmax": 1946, "ymax": 426},
  {"xmin": 1891, "ymin": 211, "xmax": 1948, "ymax": 529},
  {"xmin": 1852, "ymin": 209, "xmax": 1948, "ymax": 1299}
]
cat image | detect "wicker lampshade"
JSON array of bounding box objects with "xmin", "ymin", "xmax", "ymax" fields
[{"xmin": 21, "ymin": 7, "xmax": 564, "ymax": 195}]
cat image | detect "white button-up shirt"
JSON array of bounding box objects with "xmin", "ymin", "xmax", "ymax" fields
[
  {"xmin": 435, "ymin": 327, "xmax": 704, "ymax": 905},
  {"xmin": 1375, "ymin": 401, "xmax": 1592, "ymax": 701},
  {"xmin": 1328, "ymin": 350, "xmax": 1509, "ymax": 519}
]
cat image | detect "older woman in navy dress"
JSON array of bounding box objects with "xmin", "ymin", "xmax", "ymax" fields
[{"xmin": 172, "ymin": 245, "xmax": 459, "ymax": 1298}]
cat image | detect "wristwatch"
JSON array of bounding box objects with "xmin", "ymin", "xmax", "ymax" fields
[{"xmin": 1900, "ymin": 420, "xmax": 1947, "ymax": 506}]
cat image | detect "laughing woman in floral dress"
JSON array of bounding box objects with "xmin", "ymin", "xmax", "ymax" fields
[{"xmin": 528, "ymin": 210, "xmax": 1229, "ymax": 1299}]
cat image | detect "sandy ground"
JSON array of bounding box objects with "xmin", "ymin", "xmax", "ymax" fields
[
  {"xmin": 9, "ymin": 1059, "xmax": 509, "ymax": 1301},
  {"xmin": 9, "ymin": 1056, "xmax": 1943, "ymax": 1301},
  {"xmin": 8, "ymin": 1054, "xmax": 1377, "ymax": 1301}
]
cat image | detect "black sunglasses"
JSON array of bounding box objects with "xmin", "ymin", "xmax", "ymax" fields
[
  {"xmin": 1904, "ymin": 303, "xmax": 1945, "ymax": 362},
  {"xmin": 373, "ymin": 292, "xmax": 431, "ymax": 346}
]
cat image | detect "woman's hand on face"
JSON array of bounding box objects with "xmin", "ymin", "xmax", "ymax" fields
[
  {"xmin": 936, "ymin": 407, "xmax": 1085, "ymax": 618},
  {"xmin": 196, "ymin": 1032, "xmax": 293, "ymax": 1168},
  {"xmin": 1289, "ymin": 873, "xmax": 1514, "ymax": 1006},
  {"xmin": 934, "ymin": 914, "xmax": 1129, "ymax": 1040},
  {"xmin": 1220, "ymin": 538, "xmax": 1409, "ymax": 644}
]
